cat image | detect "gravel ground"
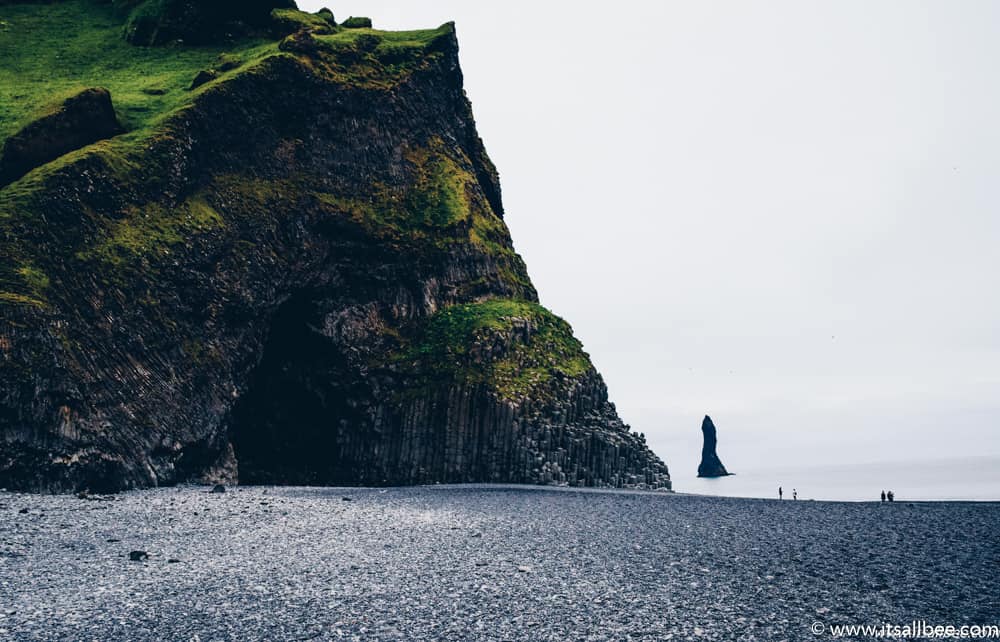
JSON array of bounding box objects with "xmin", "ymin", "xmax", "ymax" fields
[{"xmin": 0, "ymin": 485, "xmax": 997, "ymax": 641}]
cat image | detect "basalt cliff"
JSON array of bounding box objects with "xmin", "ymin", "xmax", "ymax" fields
[{"xmin": 0, "ymin": 0, "xmax": 671, "ymax": 492}]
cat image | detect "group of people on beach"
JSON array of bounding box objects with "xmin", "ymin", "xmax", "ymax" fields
[{"xmin": 777, "ymin": 487, "xmax": 897, "ymax": 501}]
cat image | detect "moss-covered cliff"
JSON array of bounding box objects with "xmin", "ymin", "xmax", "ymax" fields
[{"xmin": 0, "ymin": 0, "xmax": 671, "ymax": 492}]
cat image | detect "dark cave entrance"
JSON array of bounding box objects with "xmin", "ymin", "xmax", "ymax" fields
[{"xmin": 229, "ymin": 293, "xmax": 371, "ymax": 485}]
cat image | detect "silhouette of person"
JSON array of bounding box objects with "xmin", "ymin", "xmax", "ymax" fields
[
  {"xmin": 887, "ymin": 490, "xmax": 894, "ymax": 503},
  {"xmin": 793, "ymin": 489, "xmax": 797, "ymax": 500},
  {"xmin": 881, "ymin": 490, "xmax": 886, "ymax": 503},
  {"xmin": 779, "ymin": 486, "xmax": 783, "ymax": 500}
]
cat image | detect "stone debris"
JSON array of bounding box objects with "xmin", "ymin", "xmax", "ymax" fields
[{"xmin": 0, "ymin": 485, "xmax": 994, "ymax": 640}]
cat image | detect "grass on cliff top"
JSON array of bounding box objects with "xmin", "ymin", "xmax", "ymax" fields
[
  {"xmin": 399, "ymin": 300, "xmax": 593, "ymax": 401},
  {"xmin": 0, "ymin": 0, "xmax": 274, "ymax": 144},
  {"xmin": 314, "ymin": 25, "xmax": 449, "ymax": 51},
  {"xmin": 0, "ymin": 1, "xmax": 456, "ymax": 307},
  {"xmin": 302, "ymin": 24, "xmax": 454, "ymax": 90},
  {"xmin": 0, "ymin": 1, "xmax": 452, "ymax": 146}
]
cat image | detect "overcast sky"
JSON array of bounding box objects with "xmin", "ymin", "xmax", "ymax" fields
[{"xmin": 301, "ymin": 0, "xmax": 1000, "ymax": 475}]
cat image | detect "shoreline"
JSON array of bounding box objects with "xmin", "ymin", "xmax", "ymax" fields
[{"xmin": 4, "ymin": 481, "xmax": 998, "ymax": 504}]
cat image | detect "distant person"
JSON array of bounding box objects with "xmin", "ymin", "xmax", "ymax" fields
[
  {"xmin": 779, "ymin": 487, "xmax": 783, "ymax": 500},
  {"xmin": 887, "ymin": 490, "xmax": 895, "ymax": 503},
  {"xmin": 793, "ymin": 489, "xmax": 798, "ymax": 500},
  {"xmin": 881, "ymin": 490, "xmax": 886, "ymax": 503}
]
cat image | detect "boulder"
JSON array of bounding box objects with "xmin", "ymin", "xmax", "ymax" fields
[
  {"xmin": 341, "ymin": 16, "xmax": 373, "ymax": 29},
  {"xmin": 270, "ymin": 8, "xmax": 335, "ymax": 37},
  {"xmin": 316, "ymin": 8, "xmax": 336, "ymax": 26},
  {"xmin": 0, "ymin": 88, "xmax": 123, "ymax": 187},
  {"xmin": 189, "ymin": 69, "xmax": 219, "ymax": 90}
]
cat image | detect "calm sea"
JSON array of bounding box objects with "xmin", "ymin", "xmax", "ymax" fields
[{"xmin": 675, "ymin": 456, "xmax": 1000, "ymax": 502}]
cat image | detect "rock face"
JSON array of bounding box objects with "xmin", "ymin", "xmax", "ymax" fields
[
  {"xmin": 0, "ymin": 6, "xmax": 671, "ymax": 493},
  {"xmin": 0, "ymin": 88, "xmax": 123, "ymax": 188},
  {"xmin": 697, "ymin": 415, "xmax": 730, "ymax": 478}
]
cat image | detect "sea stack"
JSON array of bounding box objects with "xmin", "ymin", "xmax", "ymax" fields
[{"xmin": 697, "ymin": 415, "xmax": 731, "ymax": 477}]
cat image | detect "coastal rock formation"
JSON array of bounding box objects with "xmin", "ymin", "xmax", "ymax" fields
[
  {"xmin": 0, "ymin": 1, "xmax": 671, "ymax": 492},
  {"xmin": 697, "ymin": 415, "xmax": 730, "ymax": 477}
]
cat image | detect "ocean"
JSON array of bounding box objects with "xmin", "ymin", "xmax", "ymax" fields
[{"xmin": 673, "ymin": 456, "xmax": 1000, "ymax": 502}]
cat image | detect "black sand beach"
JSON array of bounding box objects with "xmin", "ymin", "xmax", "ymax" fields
[{"xmin": 1, "ymin": 485, "xmax": 997, "ymax": 641}]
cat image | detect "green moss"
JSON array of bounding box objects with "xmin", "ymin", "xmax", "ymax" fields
[
  {"xmin": 214, "ymin": 53, "xmax": 244, "ymax": 71},
  {"xmin": 316, "ymin": 8, "xmax": 336, "ymax": 26},
  {"xmin": 315, "ymin": 137, "xmax": 515, "ymax": 257},
  {"xmin": 317, "ymin": 147, "xmax": 465, "ymax": 236},
  {"xmin": 307, "ymin": 24, "xmax": 453, "ymax": 89},
  {"xmin": 270, "ymin": 8, "xmax": 334, "ymax": 35},
  {"xmin": 209, "ymin": 174, "xmax": 305, "ymax": 217},
  {"xmin": 78, "ymin": 194, "xmax": 225, "ymax": 266},
  {"xmin": 0, "ymin": 291, "xmax": 45, "ymax": 307},
  {"xmin": 396, "ymin": 300, "xmax": 593, "ymax": 401},
  {"xmin": 181, "ymin": 337, "xmax": 208, "ymax": 364},
  {"xmin": 16, "ymin": 265, "xmax": 49, "ymax": 294}
]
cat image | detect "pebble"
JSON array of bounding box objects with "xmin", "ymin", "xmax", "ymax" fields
[{"xmin": 0, "ymin": 485, "xmax": 995, "ymax": 641}]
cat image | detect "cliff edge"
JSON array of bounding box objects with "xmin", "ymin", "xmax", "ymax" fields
[{"xmin": 0, "ymin": 1, "xmax": 671, "ymax": 492}]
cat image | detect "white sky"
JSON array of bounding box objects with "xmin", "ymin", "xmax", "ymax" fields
[{"xmin": 300, "ymin": 0, "xmax": 1000, "ymax": 473}]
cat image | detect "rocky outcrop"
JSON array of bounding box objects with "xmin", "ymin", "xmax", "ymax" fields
[
  {"xmin": 0, "ymin": 88, "xmax": 123, "ymax": 188},
  {"xmin": 697, "ymin": 415, "xmax": 730, "ymax": 477},
  {"xmin": 121, "ymin": 0, "xmax": 296, "ymax": 46},
  {"xmin": 341, "ymin": 17, "xmax": 373, "ymax": 29},
  {"xmin": 0, "ymin": 7, "xmax": 671, "ymax": 493}
]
